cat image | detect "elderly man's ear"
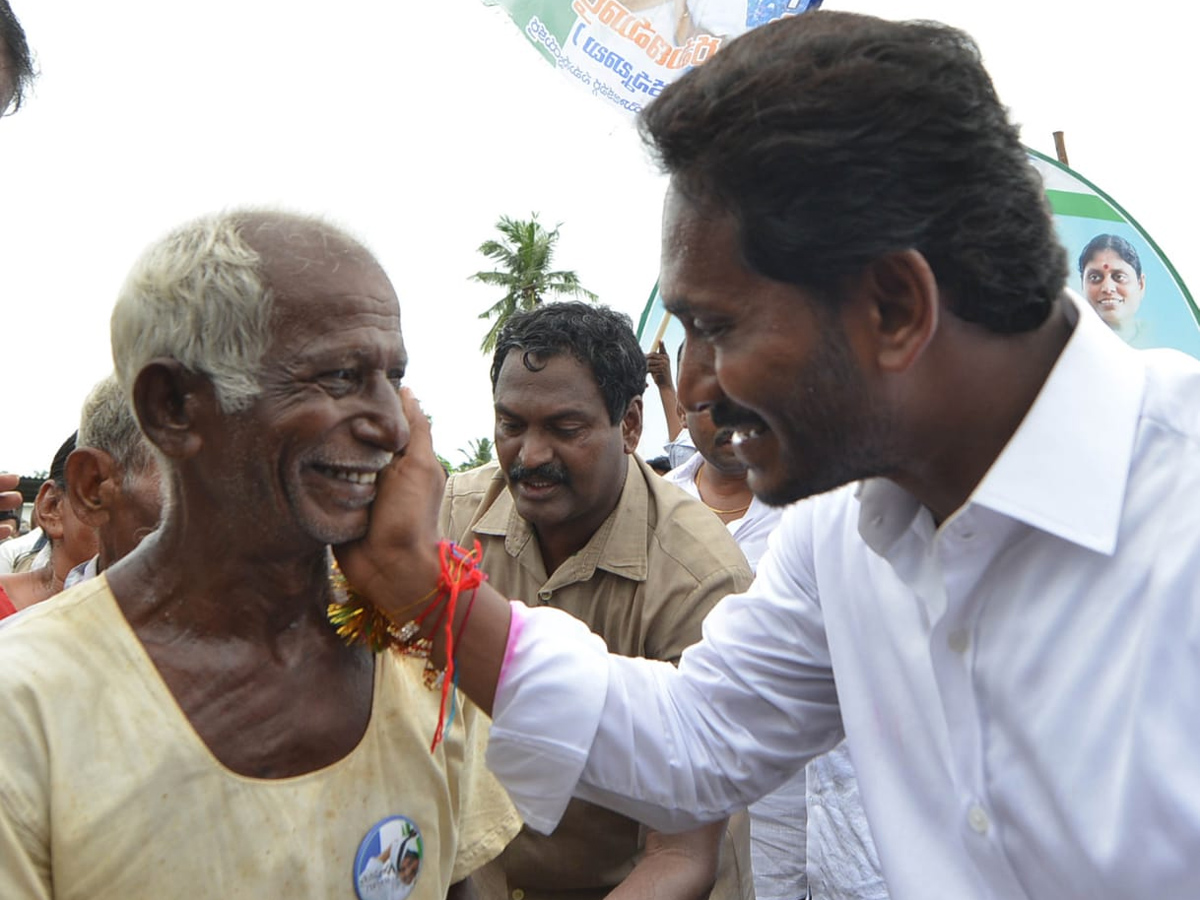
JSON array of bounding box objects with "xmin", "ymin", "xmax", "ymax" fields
[
  {"xmin": 65, "ymin": 449, "xmax": 116, "ymax": 528},
  {"xmin": 132, "ymin": 360, "xmax": 215, "ymax": 459}
]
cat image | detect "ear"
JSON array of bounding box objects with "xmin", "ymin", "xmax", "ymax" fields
[
  {"xmin": 34, "ymin": 480, "xmax": 65, "ymax": 542},
  {"xmin": 621, "ymin": 396, "xmax": 644, "ymax": 454},
  {"xmin": 65, "ymin": 448, "xmax": 115, "ymax": 528},
  {"xmin": 133, "ymin": 359, "xmax": 212, "ymax": 460},
  {"xmin": 853, "ymin": 249, "xmax": 939, "ymax": 373}
]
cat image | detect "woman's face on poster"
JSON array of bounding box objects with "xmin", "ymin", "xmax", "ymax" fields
[{"xmin": 1082, "ymin": 248, "xmax": 1145, "ymax": 328}]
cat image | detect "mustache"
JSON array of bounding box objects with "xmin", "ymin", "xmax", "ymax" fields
[
  {"xmin": 709, "ymin": 399, "xmax": 767, "ymax": 433},
  {"xmin": 507, "ymin": 462, "xmax": 569, "ymax": 486}
]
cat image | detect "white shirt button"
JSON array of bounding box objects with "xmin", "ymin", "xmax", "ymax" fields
[
  {"xmin": 968, "ymin": 804, "xmax": 990, "ymax": 834},
  {"xmin": 948, "ymin": 629, "xmax": 970, "ymax": 654}
]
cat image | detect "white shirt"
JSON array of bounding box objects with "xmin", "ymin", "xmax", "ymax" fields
[
  {"xmin": 664, "ymin": 451, "xmax": 782, "ymax": 572},
  {"xmin": 486, "ymin": 294, "xmax": 1200, "ymax": 900},
  {"xmin": 0, "ymin": 528, "xmax": 44, "ymax": 574}
]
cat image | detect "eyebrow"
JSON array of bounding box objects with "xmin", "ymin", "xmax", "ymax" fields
[{"xmin": 494, "ymin": 402, "xmax": 592, "ymax": 422}]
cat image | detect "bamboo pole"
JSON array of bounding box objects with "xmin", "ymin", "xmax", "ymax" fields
[
  {"xmin": 650, "ymin": 311, "xmax": 673, "ymax": 351},
  {"xmin": 1053, "ymin": 131, "xmax": 1069, "ymax": 166}
]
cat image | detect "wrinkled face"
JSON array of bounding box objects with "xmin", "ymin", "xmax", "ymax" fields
[
  {"xmin": 661, "ymin": 187, "xmax": 889, "ymax": 506},
  {"xmin": 494, "ymin": 350, "xmax": 639, "ymax": 554},
  {"xmin": 1082, "ymin": 248, "xmax": 1145, "ymax": 328},
  {"xmin": 206, "ymin": 226, "xmax": 409, "ymax": 549}
]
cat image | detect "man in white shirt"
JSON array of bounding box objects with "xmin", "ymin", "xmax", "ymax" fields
[{"xmin": 340, "ymin": 11, "xmax": 1200, "ymax": 900}]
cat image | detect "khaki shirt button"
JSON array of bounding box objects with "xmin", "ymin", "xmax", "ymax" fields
[
  {"xmin": 512, "ymin": 890, "xmax": 526, "ymax": 900},
  {"xmin": 537, "ymin": 589, "xmax": 552, "ymax": 602}
]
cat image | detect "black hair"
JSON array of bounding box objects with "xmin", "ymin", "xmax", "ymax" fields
[
  {"xmin": 490, "ymin": 302, "xmax": 647, "ymax": 425},
  {"xmin": 1077, "ymin": 234, "xmax": 1142, "ymax": 279},
  {"xmin": 647, "ymin": 455, "xmax": 672, "ymax": 475},
  {"xmin": 48, "ymin": 432, "xmax": 77, "ymax": 489},
  {"xmin": 0, "ymin": 1, "xmax": 35, "ymax": 114},
  {"xmin": 639, "ymin": 11, "xmax": 1067, "ymax": 333}
]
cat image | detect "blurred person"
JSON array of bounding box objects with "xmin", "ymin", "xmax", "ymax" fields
[
  {"xmin": 0, "ymin": 0, "xmax": 33, "ymax": 117},
  {"xmin": 340, "ymin": 11, "xmax": 1200, "ymax": 899},
  {"xmin": 647, "ymin": 341, "xmax": 696, "ymax": 467},
  {"xmin": 0, "ymin": 434, "xmax": 97, "ymax": 619},
  {"xmin": 63, "ymin": 374, "xmax": 163, "ymax": 587},
  {"xmin": 668, "ymin": 339, "xmax": 887, "ymax": 900},
  {"xmin": 0, "ymin": 209, "xmax": 519, "ymax": 898},
  {"xmin": 443, "ymin": 301, "xmax": 754, "ymax": 900}
]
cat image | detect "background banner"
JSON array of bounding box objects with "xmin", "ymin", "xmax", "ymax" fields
[{"xmin": 482, "ymin": 0, "xmax": 823, "ymax": 116}]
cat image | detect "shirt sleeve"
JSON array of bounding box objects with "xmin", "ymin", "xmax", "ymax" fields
[{"xmin": 488, "ymin": 502, "xmax": 845, "ymax": 834}]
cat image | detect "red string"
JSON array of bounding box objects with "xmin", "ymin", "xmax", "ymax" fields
[{"xmin": 430, "ymin": 539, "xmax": 486, "ymax": 752}]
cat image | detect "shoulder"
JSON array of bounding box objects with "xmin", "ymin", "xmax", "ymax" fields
[
  {"xmin": 441, "ymin": 463, "xmax": 508, "ymax": 536},
  {"xmin": 445, "ymin": 462, "xmax": 505, "ymax": 499},
  {"xmin": 641, "ymin": 460, "xmax": 753, "ymax": 590}
]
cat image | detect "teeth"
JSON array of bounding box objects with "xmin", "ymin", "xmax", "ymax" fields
[
  {"xmin": 322, "ymin": 467, "xmax": 378, "ymax": 485},
  {"xmin": 731, "ymin": 427, "xmax": 763, "ymax": 446}
]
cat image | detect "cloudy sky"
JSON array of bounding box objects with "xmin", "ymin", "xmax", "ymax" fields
[{"xmin": 2, "ymin": 0, "xmax": 1191, "ymax": 474}]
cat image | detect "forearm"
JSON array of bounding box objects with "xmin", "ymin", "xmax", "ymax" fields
[{"xmin": 606, "ymin": 822, "xmax": 725, "ymax": 900}]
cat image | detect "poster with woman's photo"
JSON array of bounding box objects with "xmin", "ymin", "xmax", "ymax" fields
[{"xmin": 1029, "ymin": 149, "xmax": 1200, "ymax": 358}]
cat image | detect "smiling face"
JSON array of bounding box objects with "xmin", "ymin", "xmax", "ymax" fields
[
  {"xmin": 662, "ymin": 187, "xmax": 892, "ymax": 506},
  {"xmin": 493, "ymin": 350, "xmax": 640, "ymax": 561},
  {"xmin": 203, "ymin": 224, "xmax": 409, "ymax": 550},
  {"xmin": 1081, "ymin": 248, "xmax": 1145, "ymax": 328},
  {"xmin": 679, "ymin": 340, "xmax": 746, "ymax": 478}
]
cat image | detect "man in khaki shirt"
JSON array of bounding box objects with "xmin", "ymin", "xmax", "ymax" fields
[{"xmin": 442, "ymin": 302, "xmax": 755, "ymax": 900}]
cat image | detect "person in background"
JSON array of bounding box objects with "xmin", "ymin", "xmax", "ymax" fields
[
  {"xmin": 0, "ymin": 0, "xmax": 33, "ymax": 117},
  {"xmin": 667, "ymin": 339, "xmax": 887, "ymax": 900},
  {"xmin": 63, "ymin": 374, "xmax": 163, "ymax": 588},
  {"xmin": 0, "ymin": 434, "xmax": 98, "ymax": 619},
  {"xmin": 443, "ymin": 301, "xmax": 754, "ymax": 900},
  {"xmin": 647, "ymin": 341, "xmax": 696, "ymax": 468}
]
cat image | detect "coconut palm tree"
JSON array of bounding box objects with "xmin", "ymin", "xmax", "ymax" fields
[{"xmin": 470, "ymin": 214, "xmax": 599, "ymax": 353}]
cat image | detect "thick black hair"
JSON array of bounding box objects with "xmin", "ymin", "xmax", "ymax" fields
[
  {"xmin": 490, "ymin": 302, "xmax": 647, "ymax": 425},
  {"xmin": 639, "ymin": 11, "xmax": 1068, "ymax": 333},
  {"xmin": 0, "ymin": 1, "xmax": 35, "ymax": 114}
]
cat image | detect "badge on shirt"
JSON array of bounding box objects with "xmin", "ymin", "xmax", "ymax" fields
[{"xmin": 354, "ymin": 815, "xmax": 424, "ymax": 900}]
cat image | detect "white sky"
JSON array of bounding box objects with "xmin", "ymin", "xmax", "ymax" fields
[{"xmin": 1, "ymin": 0, "xmax": 1192, "ymax": 475}]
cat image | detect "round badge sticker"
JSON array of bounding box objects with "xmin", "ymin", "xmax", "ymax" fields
[{"xmin": 354, "ymin": 815, "xmax": 424, "ymax": 900}]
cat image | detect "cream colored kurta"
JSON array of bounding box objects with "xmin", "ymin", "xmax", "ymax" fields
[{"xmin": 0, "ymin": 576, "xmax": 521, "ymax": 900}]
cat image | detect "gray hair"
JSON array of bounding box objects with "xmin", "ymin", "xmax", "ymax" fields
[
  {"xmin": 77, "ymin": 374, "xmax": 154, "ymax": 475},
  {"xmin": 110, "ymin": 210, "xmax": 275, "ymax": 412}
]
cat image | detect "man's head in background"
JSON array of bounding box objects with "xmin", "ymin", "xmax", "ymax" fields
[
  {"xmin": 67, "ymin": 374, "xmax": 163, "ymax": 572},
  {"xmin": 489, "ymin": 301, "xmax": 645, "ymax": 566},
  {"xmin": 0, "ymin": 1, "xmax": 34, "ymax": 117}
]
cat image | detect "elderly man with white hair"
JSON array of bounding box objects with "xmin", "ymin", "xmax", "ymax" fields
[
  {"xmin": 60, "ymin": 374, "xmax": 163, "ymax": 588},
  {"xmin": 0, "ymin": 209, "xmax": 519, "ymax": 899}
]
